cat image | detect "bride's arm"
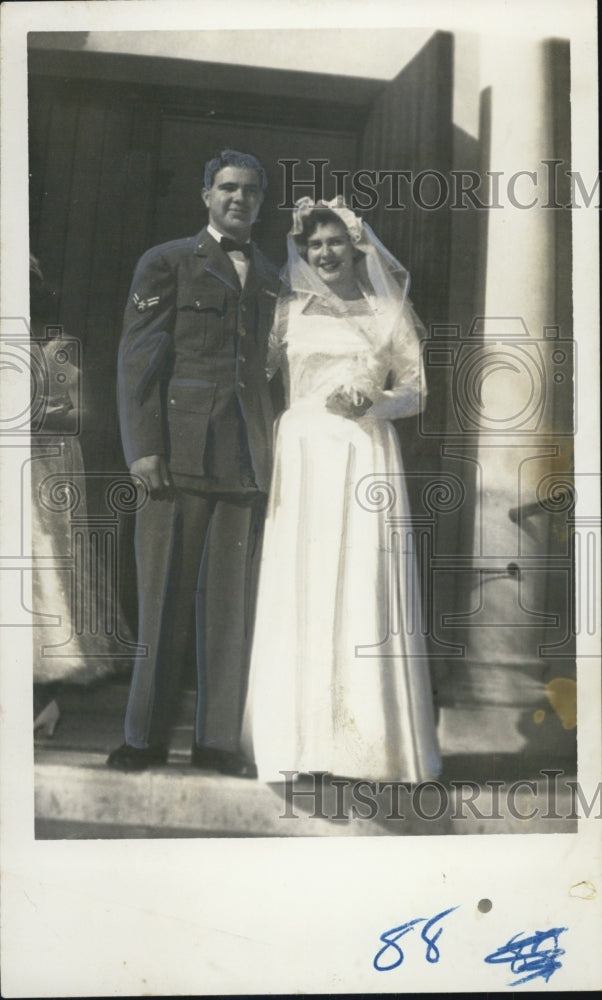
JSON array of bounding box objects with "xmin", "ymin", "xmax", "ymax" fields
[{"xmin": 366, "ymin": 300, "xmax": 428, "ymax": 420}]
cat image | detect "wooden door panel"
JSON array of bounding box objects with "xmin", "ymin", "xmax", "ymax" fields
[
  {"xmin": 359, "ymin": 32, "xmax": 454, "ymax": 486},
  {"xmin": 360, "ymin": 31, "xmax": 453, "ymax": 324},
  {"xmin": 359, "ymin": 32, "xmax": 456, "ymax": 676},
  {"xmin": 153, "ymin": 115, "xmax": 358, "ymax": 265}
]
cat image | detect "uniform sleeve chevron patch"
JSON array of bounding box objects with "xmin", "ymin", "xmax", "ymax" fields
[{"xmin": 133, "ymin": 292, "xmax": 161, "ymax": 313}]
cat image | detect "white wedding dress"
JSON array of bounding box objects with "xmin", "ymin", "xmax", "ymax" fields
[{"xmin": 242, "ymin": 295, "xmax": 441, "ymax": 782}]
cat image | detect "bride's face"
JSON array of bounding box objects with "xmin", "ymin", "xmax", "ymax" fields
[{"xmin": 305, "ymin": 221, "xmax": 355, "ymax": 292}]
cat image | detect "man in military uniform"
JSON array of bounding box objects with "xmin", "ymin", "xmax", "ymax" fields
[{"xmin": 108, "ymin": 150, "xmax": 279, "ymax": 776}]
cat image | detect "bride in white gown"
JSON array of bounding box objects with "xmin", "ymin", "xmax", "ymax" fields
[{"xmin": 242, "ymin": 197, "xmax": 441, "ymax": 783}]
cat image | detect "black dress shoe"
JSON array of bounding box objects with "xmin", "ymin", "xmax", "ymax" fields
[
  {"xmin": 106, "ymin": 742, "xmax": 168, "ymax": 772},
  {"xmin": 191, "ymin": 745, "xmax": 257, "ymax": 779}
]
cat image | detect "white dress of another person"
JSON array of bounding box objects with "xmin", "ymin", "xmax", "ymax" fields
[{"xmin": 242, "ymin": 206, "xmax": 441, "ymax": 783}]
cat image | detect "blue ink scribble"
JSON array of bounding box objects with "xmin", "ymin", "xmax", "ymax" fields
[
  {"xmin": 484, "ymin": 927, "xmax": 568, "ymax": 986},
  {"xmin": 374, "ymin": 907, "xmax": 459, "ymax": 971}
]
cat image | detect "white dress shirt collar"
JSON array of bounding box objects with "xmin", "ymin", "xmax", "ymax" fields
[
  {"xmin": 207, "ymin": 224, "xmax": 251, "ymax": 248},
  {"xmin": 207, "ymin": 225, "xmax": 250, "ymax": 287}
]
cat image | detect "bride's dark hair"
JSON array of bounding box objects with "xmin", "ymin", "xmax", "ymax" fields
[{"xmin": 293, "ymin": 207, "xmax": 365, "ymax": 262}]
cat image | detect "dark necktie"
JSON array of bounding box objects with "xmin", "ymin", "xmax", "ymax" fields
[{"xmin": 221, "ymin": 238, "xmax": 251, "ymax": 258}]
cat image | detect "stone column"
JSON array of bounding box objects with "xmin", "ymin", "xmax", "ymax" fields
[{"xmin": 437, "ymin": 35, "xmax": 576, "ymax": 769}]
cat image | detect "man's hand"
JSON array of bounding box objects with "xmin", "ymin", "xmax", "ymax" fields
[
  {"xmin": 129, "ymin": 455, "xmax": 172, "ymax": 498},
  {"xmin": 325, "ymin": 386, "xmax": 373, "ymax": 419}
]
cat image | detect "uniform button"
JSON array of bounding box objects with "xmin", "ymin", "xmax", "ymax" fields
[
  {"xmin": 241, "ymin": 304, "xmax": 247, "ymax": 313},
  {"xmin": 239, "ymin": 355, "xmax": 246, "ymax": 363},
  {"xmin": 238, "ymin": 381, "xmax": 246, "ymax": 389},
  {"xmin": 170, "ymin": 398, "xmax": 176, "ymax": 404},
  {"xmin": 195, "ymin": 300, "xmax": 202, "ymax": 308},
  {"xmin": 239, "ymin": 327, "xmax": 247, "ymax": 337}
]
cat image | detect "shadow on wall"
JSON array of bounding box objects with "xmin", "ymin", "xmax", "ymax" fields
[{"xmin": 28, "ymin": 33, "xmax": 90, "ymax": 50}]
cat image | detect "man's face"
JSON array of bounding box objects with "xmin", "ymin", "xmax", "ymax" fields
[{"xmin": 202, "ymin": 165, "xmax": 263, "ymax": 239}]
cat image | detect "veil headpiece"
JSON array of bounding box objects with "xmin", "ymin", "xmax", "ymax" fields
[
  {"xmin": 281, "ymin": 196, "xmax": 411, "ymax": 330},
  {"xmin": 267, "ymin": 197, "xmax": 424, "ymax": 383}
]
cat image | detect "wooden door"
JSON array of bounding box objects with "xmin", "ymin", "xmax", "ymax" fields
[
  {"xmin": 359, "ymin": 31, "xmax": 454, "ymax": 466},
  {"xmin": 359, "ymin": 33, "xmax": 459, "ymax": 673},
  {"xmin": 153, "ymin": 116, "xmax": 358, "ymax": 265}
]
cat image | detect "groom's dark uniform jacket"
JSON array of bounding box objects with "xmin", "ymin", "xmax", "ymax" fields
[
  {"xmin": 118, "ymin": 228, "xmax": 280, "ymax": 752},
  {"xmin": 120, "ymin": 227, "xmax": 279, "ymax": 490}
]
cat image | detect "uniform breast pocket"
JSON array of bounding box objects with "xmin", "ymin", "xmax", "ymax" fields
[{"xmin": 176, "ymin": 287, "xmax": 227, "ymax": 352}]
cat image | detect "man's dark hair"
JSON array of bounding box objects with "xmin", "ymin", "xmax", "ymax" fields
[{"xmin": 203, "ymin": 149, "xmax": 268, "ymax": 191}]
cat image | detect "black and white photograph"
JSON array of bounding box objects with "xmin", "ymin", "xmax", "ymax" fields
[{"xmin": 1, "ymin": 0, "xmax": 600, "ymax": 995}]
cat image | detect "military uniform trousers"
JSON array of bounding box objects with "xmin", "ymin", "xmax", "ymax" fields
[{"xmin": 125, "ymin": 484, "xmax": 265, "ymax": 753}]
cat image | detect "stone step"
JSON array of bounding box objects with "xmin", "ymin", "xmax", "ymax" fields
[
  {"xmin": 34, "ymin": 682, "xmax": 578, "ymax": 838},
  {"xmin": 34, "ymin": 681, "xmax": 197, "ymax": 759},
  {"xmin": 34, "ymin": 747, "xmax": 578, "ymax": 838}
]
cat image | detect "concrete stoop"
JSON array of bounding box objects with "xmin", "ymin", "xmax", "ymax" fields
[{"xmin": 33, "ymin": 683, "xmax": 578, "ymax": 838}]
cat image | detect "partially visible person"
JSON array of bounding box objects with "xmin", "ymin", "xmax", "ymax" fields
[
  {"xmin": 242, "ymin": 198, "xmax": 441, "ymax": 783},
  {"xmin": 30, "ymin": 255, "xmax": 130, "ymax": 736}
]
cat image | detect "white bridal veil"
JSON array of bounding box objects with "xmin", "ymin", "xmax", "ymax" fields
[{"xmin": 267, "ymin": 196, "xmax": 427, "ymax": 394}]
